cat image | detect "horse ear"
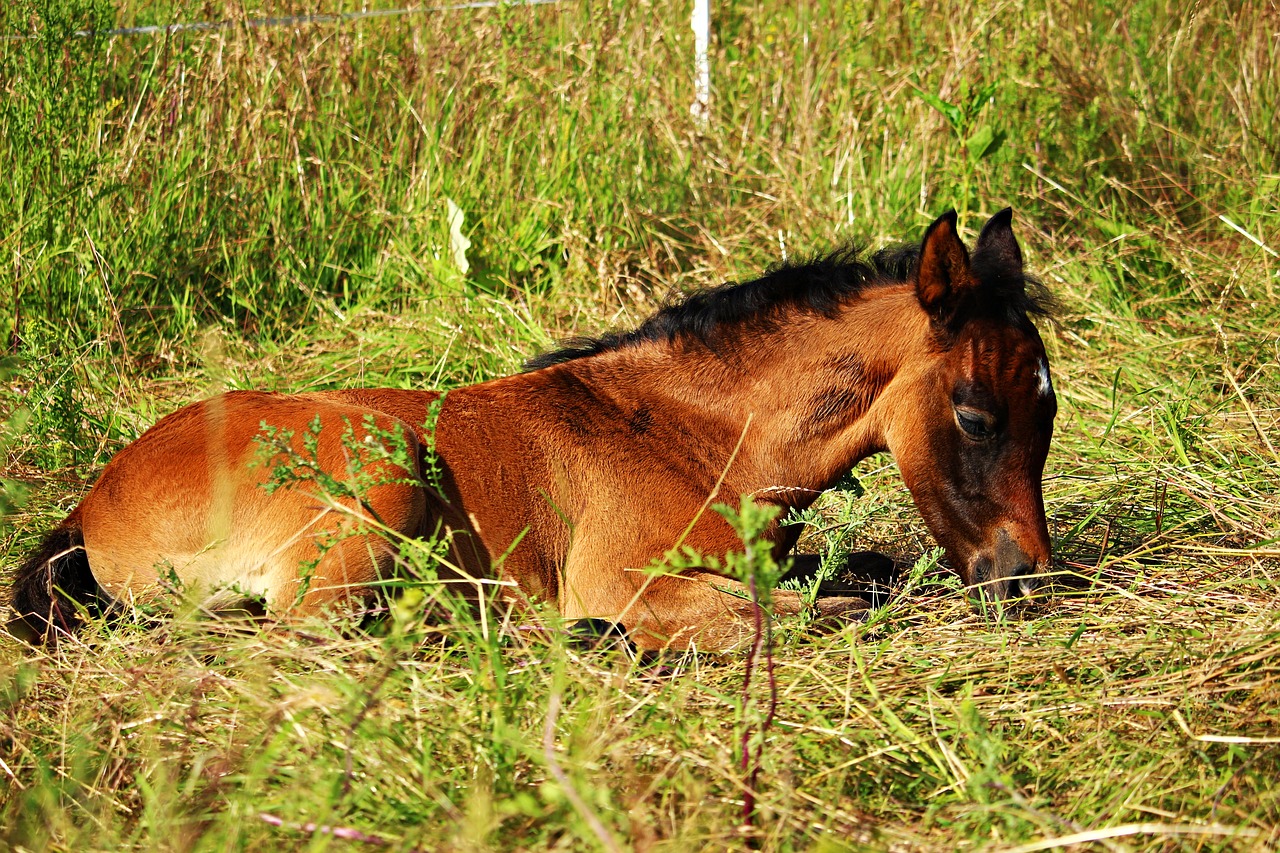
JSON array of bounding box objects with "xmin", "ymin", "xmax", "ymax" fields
[
  {"xmin": 973, "ymin": 207, "xmax": 1023, "ymax": 281},
  {"xmin": 915, "ymin": 209, "xmax": 975, "ymax": 327}
]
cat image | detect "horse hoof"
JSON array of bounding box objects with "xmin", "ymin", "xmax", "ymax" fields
[{"xmin": 809, "ymin": 596, "xmax": 872, "ymax": 629}]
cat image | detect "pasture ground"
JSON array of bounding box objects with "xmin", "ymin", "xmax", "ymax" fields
[{"xmin": 1, "ymin": 0, "xmax": 1277, "ymax": 849}]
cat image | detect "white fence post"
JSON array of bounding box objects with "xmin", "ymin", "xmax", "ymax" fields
[{"xmin": 690, "ymin": 0, "xmax": 710, "ymax": 130}]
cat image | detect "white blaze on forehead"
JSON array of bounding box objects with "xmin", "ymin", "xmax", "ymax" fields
[{"xmin": 1036, "ymin": 359, "xmax": 1053, "ymax": 397}]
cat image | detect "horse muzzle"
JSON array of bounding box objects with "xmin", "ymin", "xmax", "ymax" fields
[{"xmin": 967, "ymin": 527, "xmax": 1046, "ymax": 603}]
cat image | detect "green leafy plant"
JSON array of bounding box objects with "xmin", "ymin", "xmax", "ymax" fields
[
  {"xmin": 713, "ymin": 496, "xmax": 785, "ymax": 839},
  {"xmin": 913, "ymin": 80, "xmax": 1006, "ymax": 221}
]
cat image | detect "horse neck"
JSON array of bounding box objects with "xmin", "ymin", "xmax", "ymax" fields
[{"xmin": 574, "ymin": 283, "xmax": 930, "ymax": 498}]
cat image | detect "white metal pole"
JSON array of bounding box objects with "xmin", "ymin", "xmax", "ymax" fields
[{"xmin": 690, "ymin": 0, "xmax": 710, "ymax": 130}]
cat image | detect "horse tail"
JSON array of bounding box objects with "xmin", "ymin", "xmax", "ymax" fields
[{"xmin": 8, "ymin": 514, "xmax": 104, "ymax": 644}]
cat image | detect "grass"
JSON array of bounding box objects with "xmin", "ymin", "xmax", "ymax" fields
[{"xmin": 1, "ymin": 0, "xmax": 1278, "ymax": 849}]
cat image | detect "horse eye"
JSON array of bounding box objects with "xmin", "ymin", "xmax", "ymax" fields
[{"xmin": 955, "ymin": 408, "xmax": 995, "ymax": 440}]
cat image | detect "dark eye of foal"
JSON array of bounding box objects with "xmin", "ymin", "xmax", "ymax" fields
[{"xmin": 955, "ymin": 408, "xmax": 995, "ymax": 440}]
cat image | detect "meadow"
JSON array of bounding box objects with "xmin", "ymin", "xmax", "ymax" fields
[{"xmin": 1, "ymin": 0, "xmax": 1278, "ymax": 849}]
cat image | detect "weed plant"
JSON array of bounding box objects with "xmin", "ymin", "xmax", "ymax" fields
[{"xmin": 1, "ymin": 0, "xmax": 1277, "ymax": 849}]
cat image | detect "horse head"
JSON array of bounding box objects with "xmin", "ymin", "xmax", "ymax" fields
[{"xmin": 887, "ymin": 209, "xmax": 1056, "ymax": 603}]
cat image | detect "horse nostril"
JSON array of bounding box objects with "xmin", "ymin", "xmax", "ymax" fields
[
  {"xmin": 992, "ymin": 529, "xmax": 1042, "ymax": 601},
  {"xmin": 1011, "ymin": 564, "xmax": 1039, "ymax": 598}
]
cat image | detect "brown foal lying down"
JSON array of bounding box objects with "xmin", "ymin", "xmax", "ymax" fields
[{"xmin": 10, "ymin": 208, "xmax": 1057, "ymax": 650}]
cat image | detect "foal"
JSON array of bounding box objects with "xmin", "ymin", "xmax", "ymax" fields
[{"xmin": 10, "ymin": 208, "xmax": 1056, "ymax": 650}]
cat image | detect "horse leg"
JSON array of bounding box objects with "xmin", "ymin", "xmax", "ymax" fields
[
  {"xmin": 782, "ymin": 551, "xmax": 901, "ymax": 608},
  {"xmin": 630, "ymin": 572, "xmax": 869, "ymax": 651},
  {"xmin": 559, "ymin": 554, "xmax": 869, "ymax": 651},
  {"xmin": 264, "ymin": 473, "xmax": 428, "ymax": 617}
]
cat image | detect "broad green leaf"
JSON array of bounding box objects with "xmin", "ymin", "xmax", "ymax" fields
[
  {"xmin": 916, "ymin": 89, "xmax": 963, "ymax": 131},
  {"xmin": 965, "ymin": 124, "xmax": 1005, "ymax": 160}
]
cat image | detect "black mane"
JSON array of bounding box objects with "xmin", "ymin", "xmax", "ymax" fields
[
  {"xmin": 525, "ymin": 244, "xmax": 910, "ymax": 371},
  {"xmin": 524, "ymin": 239, "xmax": 1051, "ymax": 371}
]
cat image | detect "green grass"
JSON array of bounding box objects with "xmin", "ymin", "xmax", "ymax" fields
[{"xmin": 2, "ymin": 0, "xmax": 1278, "ymax": 849}]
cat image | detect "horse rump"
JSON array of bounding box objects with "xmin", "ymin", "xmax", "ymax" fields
[{"xmin": 7, "ymin": 519, "xmax": 106, "ymax": 644}]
